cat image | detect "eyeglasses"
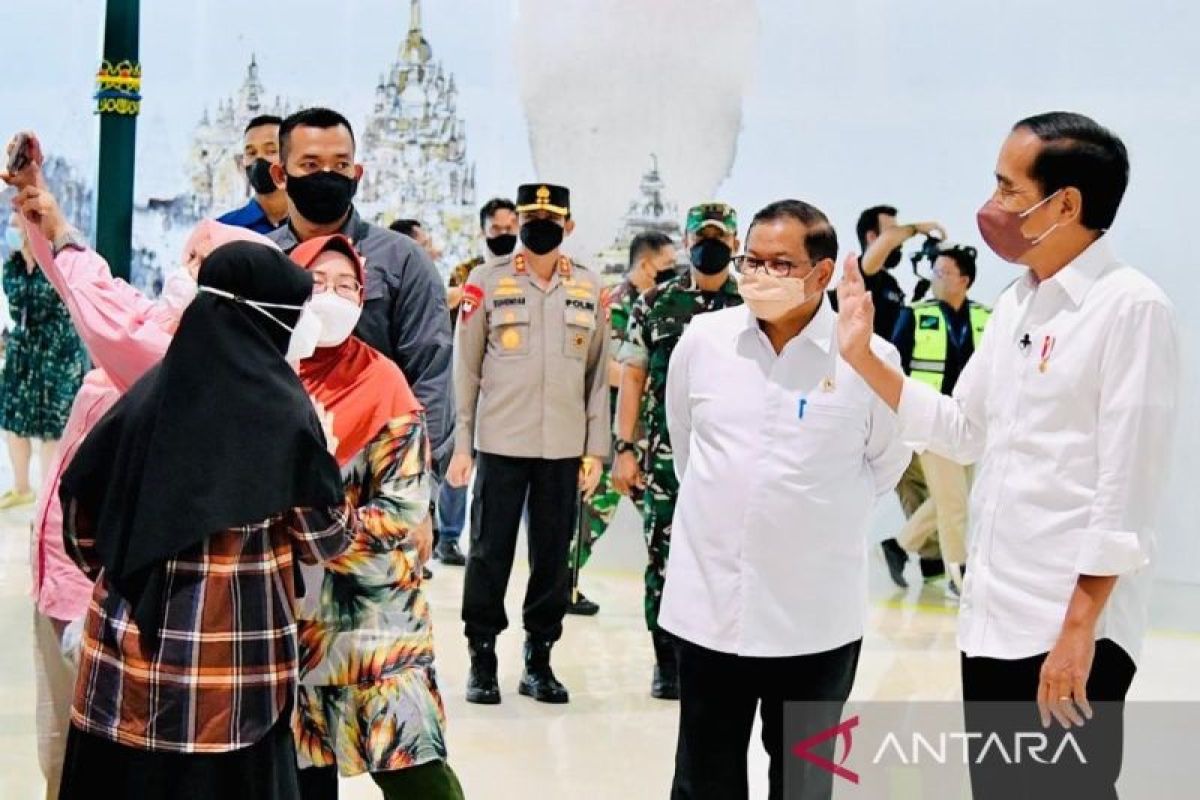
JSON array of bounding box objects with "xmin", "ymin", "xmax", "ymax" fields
[
  {"xmin": 311, "ymin": 272, "xmax": 363, "ymax": 299},
  {"xmin": 732, "ymin": 254, "xmax": 820, "ymax": 279}
]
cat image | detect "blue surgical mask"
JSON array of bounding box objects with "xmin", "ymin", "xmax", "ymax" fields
[{"xmin": 5, "ymin": 226, "xmax": 24, "ymax": 253}]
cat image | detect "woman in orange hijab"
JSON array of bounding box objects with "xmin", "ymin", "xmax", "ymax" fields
[{"xmin": 288, "ymin": 235, "xmax": 462, "ymax": 800}]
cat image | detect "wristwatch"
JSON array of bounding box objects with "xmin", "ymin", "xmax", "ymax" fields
[
  {"xmin": 52, "ymin": 228, "xmax": 87, "ymax": 256},
  {"xmin": 613, "ymin": 438, "xmax": 638, "ymax": 456}
]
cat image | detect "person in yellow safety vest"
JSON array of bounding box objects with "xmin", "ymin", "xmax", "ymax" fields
[{"xmin": 889, "ymin": 242, "xmax": 990, "ymax": 597}]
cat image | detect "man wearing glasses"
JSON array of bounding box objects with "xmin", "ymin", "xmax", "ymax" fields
[
  {"xmin": 660, "ymin": 199, "xmax": 910, "ymax": 799},
  {"xmin": 887, "ymin": 242, "xmax": 990, "ymax": 598},
  {"xmin": 612, "ymin": 202, "xmax": 743, "ymax": 701}
]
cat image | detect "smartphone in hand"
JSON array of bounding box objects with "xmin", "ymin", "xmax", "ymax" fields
[{"xmin": 4, "ymin": 131, "xmax": 44, "ymax": 183}]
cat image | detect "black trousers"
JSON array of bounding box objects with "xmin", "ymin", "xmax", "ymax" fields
[
  {"xmin": 961, "ymin": 638, "xmax": 1137, "ymax": 800},
  {"xmin": 59, "ymin": 709, "xmax": 297, "ymax": 800},
  {"xmin": 671, "ymin": 636, "xmax": 862, "ymax": 800},
  {"xmin": 462, "ymin": 452, "xmax": 580, "ymax": 642}
]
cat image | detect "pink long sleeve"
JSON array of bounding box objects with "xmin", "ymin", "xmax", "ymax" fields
[
  {"xmin": 30, "ymin": 372, "xmax": 117, "ymax": 621},
  {"xmin": 27, "ymin": 226, "xmax": 171, "ymax": 392}
]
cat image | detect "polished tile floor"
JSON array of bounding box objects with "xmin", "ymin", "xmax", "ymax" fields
[{"xmin": 2, "ymin": 494, "xmax": 1197, "ymax": 799}]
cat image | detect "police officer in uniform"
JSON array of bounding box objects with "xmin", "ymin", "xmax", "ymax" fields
[
  {"xmin": 889, "ymin": 242, "xmax": 990, "ymax": 595},
  {"xmin": 447, "ymin": 184, "xmax": 609, "ymax": 705}
]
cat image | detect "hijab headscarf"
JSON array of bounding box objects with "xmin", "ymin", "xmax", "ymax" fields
[
  {"xmin": 149, "ymin": 219, "xmax": 282, "ymax": 331},
  {"xmin": 59, "ymin": 241, "xmax": 344, "ymax": 636},
  {"xmin": 291, "ymin": 235, "xmax": 422, "ymax": 466}
]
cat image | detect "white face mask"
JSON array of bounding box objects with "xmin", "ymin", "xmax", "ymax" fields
[
  {"xmin": 160, "ymin": 267, "xmax": 198, "ymax": 320},
  {"xmin": 309, "ymin": 291, "xmax": 363, "ymax": 347},
  {"xmin": 197, "ymin": 286, "xmax": 321, "ymax": 363}
]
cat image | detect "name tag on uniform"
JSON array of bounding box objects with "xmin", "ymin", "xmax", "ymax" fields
[
  {"xmin": 495, "ymin": 296, "xmax": 526, "ymax": 308},
  {"xmin": 920, "ymin": 316, "xmax": 941, "ymax": 331}
]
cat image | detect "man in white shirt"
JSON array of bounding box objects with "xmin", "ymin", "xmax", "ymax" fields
[
  {"xmin": 838, "ymin": 112, "xmax": 1180, "ymax": 799},
  {"xmin": 662, "ymin": 200, "xmax": 911, "ymax": 800}
]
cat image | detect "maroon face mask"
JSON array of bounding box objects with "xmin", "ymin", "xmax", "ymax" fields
[{"xmin": 975, "ymin": 190, "xmax": 1062, "ymax": 263}]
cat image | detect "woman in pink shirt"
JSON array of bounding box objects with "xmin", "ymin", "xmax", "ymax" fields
[{"xmin": 11, "ymin": 166, "xmax": 277, "ymax": 799}]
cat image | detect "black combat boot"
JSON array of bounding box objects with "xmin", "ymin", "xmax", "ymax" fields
[
  {"xmin": 466, "ymin": 637, "xmax": 501, "ymax": 705},
  {"xmin": 650, "ymin": 630, "xmax": 680, "ymax": 700},
  {"xmin": 565, "ymin": 590, "xmax": 600, "ymax": 616},
  {"xmin": 518, "ymin": 637, "xmax": 570, "ymax": 704}
]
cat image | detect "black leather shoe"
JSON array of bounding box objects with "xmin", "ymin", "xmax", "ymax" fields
[
  {"xmin": 565, "ymin": 591, "xmax": 599, "ymax": 616},
  {"xmin": 920, "ymin": 558, "xmax": 945, "ymax": 582},
  {"xmin": 518, "ymin": 638, "xmax": 569, "ymax": 704},
  {"xmin": 436, "ymin": 539, "xmax": 466, "ymax": 566},
  {"xmin": 881, "ymin": 538, "xmax": 909, "ymax": 588},
  {"xmin": 650, "ymin": 631, "xmax": 679, "ymax": 700},
  {"xmin": 466, "ymin": 638, "xmax": 501, "ymax": 705},
  {"xmin": 422, "ymin": 565, "xmax": 434, "ymax": 580}
]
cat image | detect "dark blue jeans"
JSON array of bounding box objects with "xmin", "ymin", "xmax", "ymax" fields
[{"xmin": 435, "ymin": 477, "xmax": 467, "ymax": 544}]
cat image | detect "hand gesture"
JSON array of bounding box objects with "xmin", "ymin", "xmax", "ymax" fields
[
  {"xmin": 911, "ymin": 221, "xmax": 947, "ymax": 241},
  {"xmin": 836, "ymin": 252, "xmax": 875, "ymax": 368}
]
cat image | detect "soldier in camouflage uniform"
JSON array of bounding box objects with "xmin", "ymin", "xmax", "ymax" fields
[
  {"xmin": 567, "ymin": 231, "xmax": 680, "ymax": 616},
  {"xmin": 613, "ymin": 203, "xmax": 742, "ymax": 699}
]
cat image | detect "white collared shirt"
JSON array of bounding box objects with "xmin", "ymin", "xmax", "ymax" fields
[
  {"xmin": 659, "ymin": 301, "xmax": 911, "ymax": 658},
  {"xmin": 898, "ymin": 236, "xmax": 1180, "ymax": 664}
]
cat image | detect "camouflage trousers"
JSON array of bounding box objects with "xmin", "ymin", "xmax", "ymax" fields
[
  {"xmin": 569, "ymin": 464, "xmax": 645, "ymax": 576},
  {"xmin": 641, "ymin": 455, "xmax": 678, "ymax": 632}
]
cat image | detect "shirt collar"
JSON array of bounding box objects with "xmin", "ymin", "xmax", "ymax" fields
[
  {"xmin": 740, "ymin": 296, "xmax": 835, "ymax": 354},
  {"xmin": 680, "ymin": 270, "xmax": 739, "ymax": 295},
  {"xmin": 279, "ymin": 206, "xmax": 362, "ymax": 250},
  {"xmin": 1016, "ymin": 234, "xmax": 1115, "ymax": 307},
  {"xmin": 244, "ymin": 197, "xmax": 267, "ymax": 222}
]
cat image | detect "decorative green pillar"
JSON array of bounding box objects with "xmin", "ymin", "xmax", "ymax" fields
[{"xmin": 93, "ymin": 0, "xmax": 141, "ymax": 280}]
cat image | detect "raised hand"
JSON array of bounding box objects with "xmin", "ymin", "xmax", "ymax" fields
[
  {"xmin": 836, "ymin": 252, "xmax": 876, "ymax": 368},
  {"xmin": 12, "ymin": 185, "xmax": 69, "ymax": 242},
  {"xmin": 1, "ymin": 131, "xmax": 46, "ymax": 190}
]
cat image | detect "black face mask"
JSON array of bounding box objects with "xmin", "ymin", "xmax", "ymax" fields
[
  {"xmin": 486, "ymin": 233, "xmax": 517, "ymax": 258},
  {"xmin": 654, "ymin": 268, "xmax": 678, "ymax": 286},
  {"xmin": 690, "ymin": 239, "xmax": 732, "ymax": 275},
  {"xmin": 245, "ymin": 159, "xmax": 279, "ymax": 195},
  {"xmin": 519, "ymin": 219, "xmax": 564, "ymax": 256},
  {"xmin": 883, "ymin": 246, "xmax": 903, "ymax": 271},
  {"xmin": 285, "ymin": 170, "xmax": 358, "ymax": 226}
]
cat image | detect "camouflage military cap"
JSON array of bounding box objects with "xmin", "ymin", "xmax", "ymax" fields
[{"xmin": 685, "ymin": 202, "xmax": 737, "ymax": 236}]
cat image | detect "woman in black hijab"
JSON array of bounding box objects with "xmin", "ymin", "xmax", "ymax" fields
[{"xmin": 56, "ymin": 241, "xmax": 356, "ymax": 800}]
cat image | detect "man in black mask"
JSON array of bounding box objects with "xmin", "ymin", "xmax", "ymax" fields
[
  {"xmin": 611, "ymin": 202, "xmax": 742, "ymax": 701},
  {"xmin": 268, "ymin": 108, "xmax": 454, "ymax": 486},
  {"xmin": 217, "ymin": 115, "xmax": 288, "ymax": 234},
  {"xmin": 448, "ymin": 183, "xmax": 609, "ymax": 706}
]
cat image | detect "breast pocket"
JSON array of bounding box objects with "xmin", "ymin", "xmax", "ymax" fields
[
  {"xmin": 489, "ymin": 304, "xmax": 532, "ymax": 358},
  {"xmin": 563, "ymin": 306, "xmax": 596, "ymax": 359},
  {"xmin": 791, "ymin": 399, "xmax": 867, "ymax": 464}
]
